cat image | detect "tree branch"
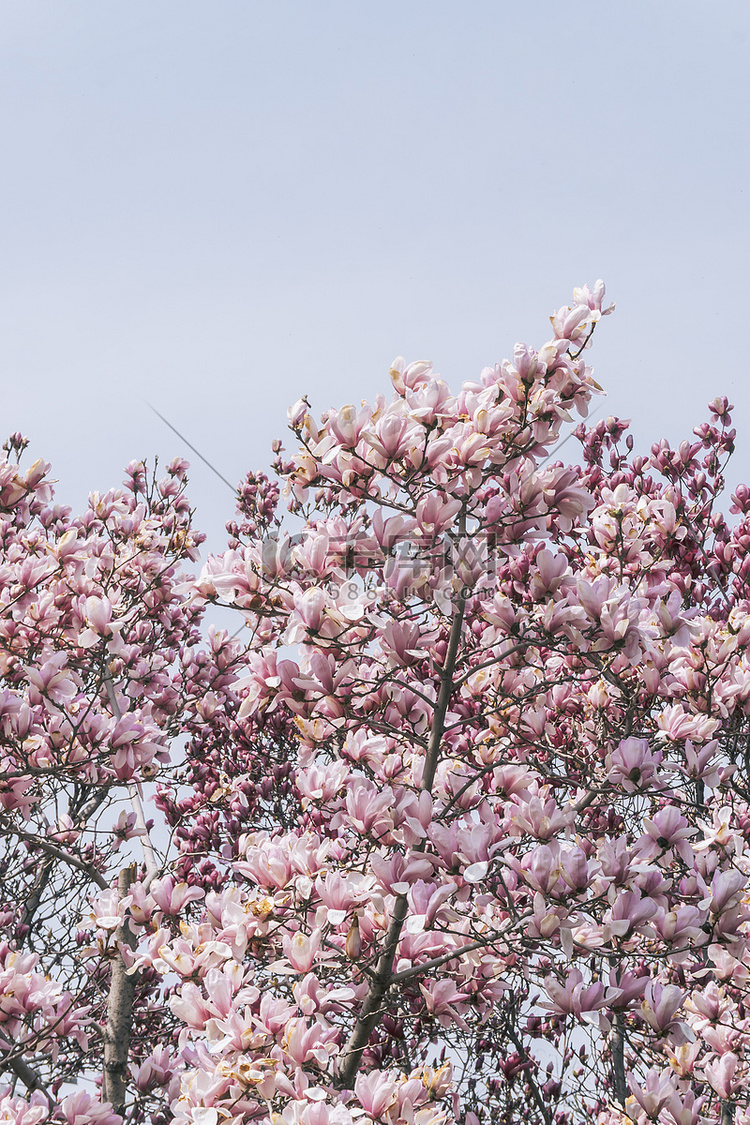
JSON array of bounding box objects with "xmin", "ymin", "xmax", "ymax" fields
[
  {"xmin": 1, "ymin": 817, "xmax": 108, "ymax": 889},
  {"xmin": 336, "ymin": 532, "xmax": 467, "ymax": 1089},
  {"xmin": 0, "ymin": 1032, "xmax": 55, "ymax": 1108},
  {"xmin": 505, "ymin": 1018, "xmax": 552, "ymax": 1125}
]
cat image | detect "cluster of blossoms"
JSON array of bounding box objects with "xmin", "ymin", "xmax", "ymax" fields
[
  {"xmin": 4, "ymin": 284, "xmax": 750, "ymax": 1125},
  {"xmin": 0, "ymin": 449, "xmax": 257, "ymax": 1120}
]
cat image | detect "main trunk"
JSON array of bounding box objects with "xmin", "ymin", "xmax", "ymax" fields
[{"xmin": 102, "ymin": 866, "xmax": 138, "ymax": 1115}]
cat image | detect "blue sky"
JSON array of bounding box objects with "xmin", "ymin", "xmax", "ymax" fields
[{"xmin": 1, "ymin": 1, "xmax": 748, "ymax": 549}]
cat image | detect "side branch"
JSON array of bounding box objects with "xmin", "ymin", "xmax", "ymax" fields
[
  {"xmin": 0, "ymin": 1034, "xmax": 55, "ymax": 1108},
  {"xmin": 505, "ymin": 1019, "xmax": 552, "ymax": 1125},
  {"xmin": 390, "ymin": 910, "xmax": 532, "ymax": 984},
  {"xmin": 1, "ymin": 817, "xmax": 108, "ymax": 890},
  {"xmin": 335, "ymin": 569, "xmax": 467, "ymax": 1089}
]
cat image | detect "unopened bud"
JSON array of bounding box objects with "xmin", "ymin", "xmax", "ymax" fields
[{"xmin": 345, "ymin": 915, "xmax": 362, "ymax": 960}]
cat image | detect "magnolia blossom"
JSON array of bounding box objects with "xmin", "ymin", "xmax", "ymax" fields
[{"xmin": 7, "ymin": 283, "xmax": 750, "ymax": 1125}]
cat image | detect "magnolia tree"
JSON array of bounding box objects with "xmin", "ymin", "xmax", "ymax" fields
[{"xmin": 3, "ymin": 285, "xmax": 750, "ymax": 1125}]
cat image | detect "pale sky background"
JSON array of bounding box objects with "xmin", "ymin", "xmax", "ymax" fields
[{"xmin": 1, "ymin": 1, "xmax": 748, "ymax": 553}]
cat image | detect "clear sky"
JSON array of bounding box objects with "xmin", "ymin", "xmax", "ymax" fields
[{"xmin": 1, "ymin": 1, "xmax": 748, "ymax": 550}]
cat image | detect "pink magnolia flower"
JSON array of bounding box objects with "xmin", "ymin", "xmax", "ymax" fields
[
  {"xmin": 641, "ymin": 983, "xmax": 690, "ymax": 1042},
  {"xmin": 662, "ymin": 1088, "xmax": 707, "ymax": 1125},
  {"xmin": 78, "ymin": 595, "xmax": 121, "ymax": 648},
  {"xmin": 655, "ymin": 704, "xmax": 719, "ymax": 743},
  {"xmin": 687, "ymin": 981, "xmax": 728, "ymax": 1024},
  {"xmin": 607, "ymin": 737, "xmax": 663, "ymax": 792},
  {"xmin": 653, "ymin": 591, "xmax": 696, "ymax": 649},
  {"xmin": 528, "ymin": 548, "xmax": 570, "ymax": 600},
  {"xmin": 637, "ymin": 807, "xmax": 695, "ymax": 864},
  {"xmin": 419, "ymin": 978, "xmax": 470, "ymax": 1030},
  {"xmin": 362, "ymin": 410, "xmax": 413, "ymax": 461},
  {"xmin": 704, "ymin": 1051, "xmax": 740, "ymax": 1099},
  {"xmin": 654, "ymin": 906, "xmax": 706, "ymax": 953},
  {"xmin": 626, "ymin": 1067, "xmax": 679, "ymax": 1119},
  {"xmin": 111, "ymin": 810, "xmax": 146, "ymax": 851},
  {"xmin": 133, "ymin": 1046, "xmax": 173, "ymax": 1092},
  {"xmin": 314, "ymin": 870, "xmax": 369, "ymax": 926},
  {"xmin": 549, "ymin": 301, "xmax": 591, "ymax": 342},
  {"xmin": 49, "ymin": 814, "xmax": 78, "ymax": 845},
  {"xmin": 508, "ymin": 793, "xmax": 572, "ymax": 840},
  {"xmin": 517, "ymin": 842, "xmax": 565, "ymax": 895},
  {"xmin": 605, "ymin": 890, "xmax": 660, "ymax": 940},
  {"xmin": 62, "ymin": 1092, "xmax": 122, "ymax": 1125},
  {"xmin": 415, "ymin": 493, "xmax": 462, "ymax": 538},
  {"xmin": 542, "ymin": 968, "xmax": 621, "ymax": 1024},
  {"xmin": 354, "ymin": 1070, "xmax": 399, "ymax": 1118},
  {"xmin": 572, "ymin": 279, "xmax": 614, "ymax": 318},
  {"xmin": 0, "ymin": 1092, "xmax": 49, "ymax": 1125},
  {"xmin": 150, "ymin": 876, "xmax": 204, "ymax": 916},
  {"xmin": 24, "ymin": 653, "xmax": 78, "ymax": 709},
  {"xmin": 707, "ymin": 868, "xmax": 746, "ymax": 916},
  {"xmin": 683, "ymin": 738, "xmax": 722, "ymax": 788},
  {"xmin": 340, "ymin": 778, "xmax": 395, "ymax": 840},
  {"xmin": 89, "ymin": 888, "xmax": 129, "ymax": 933},
  {"xmin": 608, "ymin": 969, "xmax": 651, "ymax": 1009},
  {"xmin": 694, "ymin": 806, "xmax": 741, "ymax": 853},
  {"xmin": 283, "ymin": 928, "xmax": 322, "ymax": 974},
  {"xmin": 281, "ymin": 1016, "xmax": 338, "ymax": 1067},
  {"xmin": 405, "ymin": 880, "xmax": 456, "ymax": 934},
  {"xmin": 327, "ymin": 404, "xmax": 371, "ymax": 449}
]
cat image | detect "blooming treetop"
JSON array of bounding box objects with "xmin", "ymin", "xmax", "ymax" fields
[{"xmin": 3, "ymin": 284, "xmax": 750, "ymax": 1125}]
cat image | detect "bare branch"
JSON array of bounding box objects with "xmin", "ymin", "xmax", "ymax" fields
[{"xmin": 0, "ymin": 817, "xmax": 108, "ymax": 889}]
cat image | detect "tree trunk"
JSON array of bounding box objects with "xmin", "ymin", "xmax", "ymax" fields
[
  {"xmin": 611, "ymin": 1012, "xmax": 627, "ymax": 1106},
  {"xmin": 102, "ymin": 866, "xmax": 138, "ymax": 1116}
]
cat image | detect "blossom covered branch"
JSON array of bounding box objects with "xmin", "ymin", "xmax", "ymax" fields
[{"xmin": 4, "ymin": 285, "xmax": 750, "ymax": 1125}]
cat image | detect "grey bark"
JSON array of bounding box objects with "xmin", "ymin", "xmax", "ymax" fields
[
  {"xmin": 102, "ymin": 866, "xmax": 138, "ymax": 1115},
  {"xmin": 611, "ymin": 1012, "xmax": 627, "ymax": 1106},
  {"xmin": 0, "ymin": 1034, "xmax": 54, "ymax": 1107}
]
